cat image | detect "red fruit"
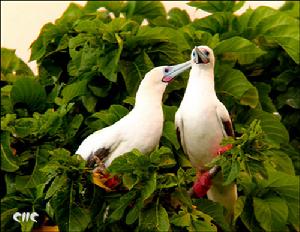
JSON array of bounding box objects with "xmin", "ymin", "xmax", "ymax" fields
[{"xmin": 193, "ymin": 171, "xmax": 212, "ymax": 198}]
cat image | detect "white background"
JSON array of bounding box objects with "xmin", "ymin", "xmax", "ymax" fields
[{"xmin": 1, "ymin": 1, "xmax": 284, "ymax": 74}]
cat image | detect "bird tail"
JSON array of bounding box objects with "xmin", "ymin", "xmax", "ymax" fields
[{"xmin": 207, "ymin": 174, "xmax": 237, "ymax": 221}]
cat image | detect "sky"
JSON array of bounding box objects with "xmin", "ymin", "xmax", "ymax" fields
[{"xmin": 1, "ymin": 1, "xmax": 284, "ymax": 74}]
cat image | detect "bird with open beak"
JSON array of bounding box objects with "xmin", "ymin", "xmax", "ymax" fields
[
  {"xmin": 76, "ymin": 61, "xmax": 191, "ymax": 190},
  {"xmin": 175, "ymin": 46, "xmax": 237, "ymax": 217}
]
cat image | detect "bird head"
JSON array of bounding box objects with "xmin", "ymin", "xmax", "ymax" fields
[
  {"xmin": 142, "ymin": 62, "xmax": 191, "ymax": 89},
  {"xmin": 191, "ymin": 46, "xmax": 214, "ymax": 67}
]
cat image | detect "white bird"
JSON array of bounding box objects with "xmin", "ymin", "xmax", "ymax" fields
[
  {"xmin": 175, "ymin": 46, "xmax": 237, "ymax": 215},
  {"xmin": 76, "ymin": 62, "xmax": 191, "ymax": 170}
]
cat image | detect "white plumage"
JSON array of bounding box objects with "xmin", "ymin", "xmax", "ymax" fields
[
  {"xmin": 175, "ymin": 46, "xmax": 237, "ymax": 213},
  {"xmin": 76, "ymin": 62, "xmax": 191, "ymax": 167}
]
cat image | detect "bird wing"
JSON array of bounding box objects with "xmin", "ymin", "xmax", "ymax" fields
[
  {"xmin": 175, "ymin": 110, "xmax": 188, "ymax": 154},
  {"xmin": 215, "ymin": 101, "xmax": 234, "ymax": 137},
  {"xmin": 76, "ymin": 127, "xmax": 122, "ymax": 167}
]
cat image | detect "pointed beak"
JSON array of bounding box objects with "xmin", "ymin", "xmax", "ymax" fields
[
  {"xmin": 194, "ymin": 47, "xmax": 209, "ymax": 64},
  {"xmin": 162, "ymin": 61, "xmax": 192, "ymax": 83}
]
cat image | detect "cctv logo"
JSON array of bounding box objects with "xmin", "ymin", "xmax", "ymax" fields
[{"xmin": 13, "ymin": 212, "xmax": 39, "ymax": 223}]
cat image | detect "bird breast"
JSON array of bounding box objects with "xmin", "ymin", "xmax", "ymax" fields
[{"xmin": 180, "ymin": 102, "xmax": 223, "ymax": 169}]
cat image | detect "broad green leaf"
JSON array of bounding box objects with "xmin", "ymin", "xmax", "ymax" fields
[
  {"xmin": 162, "ymin": 121, "xmax": 180, "ymax": 149},
  {"xmin": 110, "ymin": 191, "xmax": 136, "ymax": 221},
  {"xmin": 11, "ymin": 77, "xmax": 47, "ymax": 112},
  {"xmin": 24, "ymin": 148, "xmax": 49, "ymax": 188},
  {"xmin": 280, "ymin": 1, "xmax": 300, "ymax": 19},
  {"xmin": 1, "ymin": 48, "xmax": 34, "ymax": 80},
  {"xmin": 193, "ymin": 198, "xmax": 230, "ymax": 231},
  {"xmin": 234, "ymin": 196, "xmax": 246, "ymax": 222},
  {"xmin": 61, "ymin": 79, "xmax": 88, "ymax": 104},
  {"xmin": 1, "ymin": 208, "xmax": 19, "ymax": 232},
  {"xmin": 215, "ymin": 65, "xmax": 259, "ymax": 108},
  {"xmin": 263, "ymin": 149, "xmax": 295, "ymax": 175},
  {"xmin": 223, "ymin": 159, "xmax": 240, "ymax": 185},
  {"xmin": 247, "ymin": 109, "xmax": 289, "ymax": 145},
  {"xmin": 255, "ymin": 82, "xmax": 277, "ymax": 113},
  {"xmin": 150, "ymin": 146, "xmax": 176, "ymax": 168},
  {"xmin": 126, "ymin": 1, "xmax": 166, "ymax": 22},
  {"xmin": 50, "ymin": 182, "xmax": 90, "ymax": 232},
  {"xmin": 215, "ymin": 36, "xmax": 266, "ymax": 65},
  {"xmin": 276, "ymin": 87, "xmax": 300, "ymax": 109},
  {"xmin": 97, "ymin": 35, "xmax": 123, "ymax": 82},
  {"xmin": 168, "ymin": 8, "xmax": 191, "ymax": 27},
  {"xmin": 0, "ymin": 132, "xmax": 19, "ymax": 172},
  {"xmin": 119, "ymin": 51, "xmax": 154, "ymax": 96},
  {"xmin": 83, "ymin": 1, "xmax": 126, "ymax": 17},
  {"xmin": 122, "ymin": 173, "xmax": 139, "ymax": 190},
  {"xmin": 141, "ymin": 172, "xmax": 156, "ymax": 200},
  {"xmin": 171, "ymin": 209, "xmax": 191, "ymax": 227},
  {"xmin": 264, "ymin": 168, "xmax": 300, "ymax": 229},
  {"xmin": 253, "ymin": 196, "xmax": 288, "ymax": 232},
  {"xmin": 241, "ymin": 6, "xmax": 300, "ymax": 64},
  {"xmin": 45, "ymin": 175, "xmax": 67, "ymax": 199},
  {"xmin": 126, "ymin": 198, "xmax": 142, "ymax": 225},
  {"xmin": 139, "ymin": 204, "xmax": 170, "ymax": 232},
  {"xmin": 126, "ymin": 26, "xmax": 189, "ymax": 52},
  {"xmin": 192, "ymin": 12, "xmax": 234, "ymax": 35},
  {"xmin": 188, "ymin": 1, "xmax": 245, "ymax": 13}
]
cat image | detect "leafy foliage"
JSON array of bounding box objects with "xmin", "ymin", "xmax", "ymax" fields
[{"xmin": 1, "ymin": 1, "xmax": 299, "ymax": 232}]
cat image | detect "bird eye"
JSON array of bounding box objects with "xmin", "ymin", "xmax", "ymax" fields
[
  {"xmin": 164, "ymin": 68, "xmax": 169, "ymax": 73},
  {"xmin": 192, "ymin": 51, "xmax": 196, "ymax": 57},
  {"xmin": 204, "ymin": 50, "xmax": 210, "ymax": 56}
]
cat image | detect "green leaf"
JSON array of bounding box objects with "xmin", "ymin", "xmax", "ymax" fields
[
  {"xmin": 50, "ymin": 182, "xmax": 90, "ymax": 232},
  {"xmin": 10, "ymin": 77, "xmax": 47, "ymax": 112},
  {"xmin": 126, "ymin": 1, "xmax": 166, "ymax": 21},
  {"xmin": 139, "ymin": 204, "xmax": 170, "ymax": 232},
  {"xmin": 126, "ymin": 198, "xmax": 142, "ymax": 225},
  {"xmin": 122, "ymin": 173, "xmax": 139, "ymax": 190},
  {"xmin": 241, "ymin": 6, "xmax": 300, "ymax": 64},
  {"xmin": 264, "ymin": 168, "xmax": 300, "ymax": 229},
  {"xmin": 141, "ymin": 172, "xmax": 157, "ymax": 200},
  {"xmin": 280, "ymin": 1, "xmax": 300, "ymax": 19},
  {"xmin": 119, "ymin": 51, "xmax": 154, "ymax": 96},
  {"xmin": 46, "ymin": 174, "xmax": 67, "ymax": 199},
  {"xmin": 253, "ymin": 196, "xmax": 288, "ymax": 231},
  {"xmin": 171, "ymin": 209, "xmax": 191, "ymax": 227},
  {"xmin": 223, "ymin": 159, "xmax": 240, "ymax": 185},
  {"xmin": 193, "ymin": 198, "xmax": 230, "ymax": 231},
  {"xmin": 97, "ymin": 35, "xmax": 123, "ymax": 82},
  {"xmin": 188, "ymin": 1, "xmax": 245, "ymax": 13},
  {"xmin": 215, "ymin": 36, "xmax": 266, "ymax": 65},
  {"xmin": 276, "ymin": 87, "xmax": 300, "ymax": 109},
  {"xmin": 110, "ymin": 191, "xmax": 136, "ymax": 221},
  {"xmin": 192, "ymin": 13, "xmax": 234, "ymax": 35},
  {"xmin": 255, "ymin": 82, "xmax": 277, "ymax": 113},
  {"xmin": 248, "ymin": 109, "xmax": 289, "ymax": 145},
  {"xmin": 215, "ymin": 65, "xmax": 259, "ymax": 108},
  {"xmin": 1, "ymin": 132, "xmax": 19, "ymax": 172},
  {"xmin": 234, "ymin": 196, "xmax": 246, "ymax": 222},
  {"xmin": 24, "ymin": 148, "xmax": 49, "ymax": 188},
  {"xmin": 1, "ymin": 48, "xmax": 34, "ymax": 80},
  {"xmin": 168, "ymin": 8, "xmax": 191, "ymax": 27},
  {"xmin": 61, "ymin": 79, "xmax": 88, "ymax": 104},
  {"xmin": 162, "ymin": 121, "xmax": 180, "ymax": 149}
]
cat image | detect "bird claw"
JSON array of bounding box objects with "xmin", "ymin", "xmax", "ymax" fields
[{"xmin": 88, "ymin": 155, "xmax": 120, "ymax": 191}]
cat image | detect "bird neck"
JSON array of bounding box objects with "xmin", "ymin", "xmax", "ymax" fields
[
  {"xmin": 134, "ymin": 82, "xmax": 165, "ymax": 111},
  {"xmin": 187, "ymin": 66, "xmax": 216, "ymax": 97}
]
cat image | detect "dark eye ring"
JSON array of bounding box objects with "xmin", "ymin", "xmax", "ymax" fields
[
  {"xmin": 164, "ymin": 68, "xmax": 169, "ymax": 73},
  {"xmin": 192, "ymin": 51, "xmax": 196, "ymax": 56},
  {"xmin": 204, "ymin": 50, "xmax": 210, "ymax": 56}
]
